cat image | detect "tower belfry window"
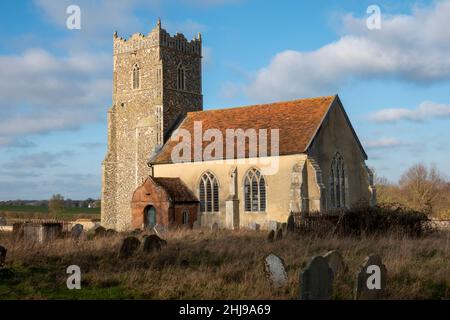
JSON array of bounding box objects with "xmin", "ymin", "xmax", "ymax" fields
[
  {"xmin": 132, "ymin": 64, "xmax": 140, "ymax": 89},
  {"xmin": 177, "ymin": 64, "xmax": 185, "ymax": 91}
]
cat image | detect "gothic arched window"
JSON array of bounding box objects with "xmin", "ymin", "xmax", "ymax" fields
[
  {"xmin": 182, "ymin": 209, "xmax": 189, "ymax": 225},
  {"xmin": 199, "ymin": 172, "xmax": 219, "ymax": 213},
  {"xmin": 132, "ymin": 64, "xmax": 140, "ymax": 89},
  {"xmin": 329, "ymin": 153, "xmax": 347, "ymax": 209},
  {"xmin": 177, "ymin": 64, "xmax": 185, "ymax": 90},
  {"xmin": 244, "ymin": 168, "xmax": 266, "ymax": 212}
]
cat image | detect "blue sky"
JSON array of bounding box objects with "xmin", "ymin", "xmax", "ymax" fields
[{"xmin": 0, "ymin": 0, "xmax": 449, "ymax": 200}]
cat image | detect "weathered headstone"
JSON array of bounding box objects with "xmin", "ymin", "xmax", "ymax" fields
[
  {"xmin": 287, "ymin": 215, "xmax": 295, "ymax": 233},
  {"xmin": 248, "ymin": 222, "xmax": 260, "ymax": 231},
  {"xmin": 23, "ymin": 223, "xmax": 62, "ymax": 243},
  {"xmin": 153, "ymin": 224, "xmax": 167, "ymax": 237},
  {"xmin": 323, "ymin": 250, "xmax": 346, "ymax": 276},
  {"xmin": 299, "ymin": 255, "xmax": 333, "ymax": 300},
  {"xmin": 192, "ymin": 221, "xmax": 201, "ymax": 230},
  {"xmin": 13, "ymin": 223, "xmax": 24, "ymax": 239},
  {"xmin": 355, "ymin": 254, "xmax": 387, "ymax": 300},
  {"xmin": 267, "ymin": 220, "xmax": 278, "ymax": 233},
  {"xmin": 211, "ymin": 222, "xmax": 219, "ymax": 232},
  {"xmin": 118, "ymin": 236, "xmax": 141, "ymax": 259},
  {"xmin": 0, "ymin": 217, "xmax": 6, "ymax": 226},
  {"xmin": 0, "ymin": 245, "xmax": 7, "ymax": 268},
  {"xmin": 267, "ymin": 230, "xmax": 275, "ymax": 243},
  {"xmin": 106, "ymin": 229, "xmax": 118, "ymax": 237},
  {"xmin": 275, "ymin": 228, "xmax": 283, "ymax": 241},
  {"xmin": 264, "ymin": 254, "xmax": 288, "ymax": 289},
  {"xmin": 143, "ymin": 234, "xmax": 166, "ymax": 253},
  {"xmin": 94, "ymin": 226, "xmax": 107, "ymax": 237},
  {"xmin": 70, "ymin": 224, "xmax": 84, "ymax": 239}
]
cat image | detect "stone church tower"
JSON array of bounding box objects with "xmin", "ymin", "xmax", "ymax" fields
[{"xmin": 102, "ymin": 20, "xmax": 203, "ymax": 231}]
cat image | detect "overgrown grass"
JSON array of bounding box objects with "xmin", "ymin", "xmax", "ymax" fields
[{"xmin": 0, "ymin": 229, "xmax": 449, "ymax": 300}]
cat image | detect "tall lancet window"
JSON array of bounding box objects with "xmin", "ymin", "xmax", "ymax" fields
[
  {"xmin": 244, "ymin": 168, "xmax": 266, "ymax": 212},
  {"xmin": 177, "ymin": 64, "xmax": 185, "ymax": 90},
  {"xmin": 132, "ymin": 64, "xmax": 140, "ymax": 89},
  {"xmin": 155, "ymin": 105, "xmax": 163, "ymax": 146},
  {"xmin": 199, "ymin": 172, "xmax": 219, "ymax": 213},
  {"xmin": 329, "ymin": 153, "xmax": 347, "ymax": 209}
]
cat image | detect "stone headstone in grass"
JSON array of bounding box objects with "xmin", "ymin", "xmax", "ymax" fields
[
  {"xmin": 118, "ymin": 236, "xmax": 141, "ymax": 259},
  {"xmin": 267, "ymin": 230, "xmax": 275, "ymax": 243},
  {"xmin": 153, "ymin": 224, "xmax": 167, "ymax": 237},
  {"xmin": 248, "ymin": 222, "xmax": 260, "ymax": 231},
  {"xmin": 192, "ymin": 221, "xmax": 201, "ymax": 230},
  {"xmin": 275, "ymin": 228, "xmax": 283, "ymax": 241},
  {"xmin": 323, "ymin": 250, "xmax": 346, "ymax": 276},
  {"xmin": 0, "ymin": 217, "xmax": 6, "ymax": 226},
  {"xmin": 106, "ymin": 229, "xmax": 118, "ymax": 237},
  {"xmin": 355, "ymin": 254, "xmax": 387, "ymax": 300},
  {"xmin": 0, "ymin": 245, "xmax": 6, "ymax": 268},
  {"xmin": 94, "ymin": 226, "xmax": 106, "ymax": 237},
  {"xmin": 264, "ymin": 254, "xmax": 288, "ymax": 289},
  {"xmin": 267, "ymin": 220, "xmax": 278, "ymax": 232},
  {"xmin": 287, "ymin": 215, "xmax": 295, "ymax": 233},
  {"xmin": 143, "ymin": 234, "xmax": 166, "ymax": 253},
  {"xmin": 299, "ymin": 255, "xmax": 333, "ymax": 300},
  {"xmin": 70, "ymin": 224, "xmax": 84, "ymax": 239},
  {"xmin": 211, "ymin": 222, "xmax": 219, "ymax": 232}
]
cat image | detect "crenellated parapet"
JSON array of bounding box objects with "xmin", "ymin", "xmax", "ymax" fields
[{"xmin": 113, "ymin": 19, "xmax": 202, "ymax": 56}]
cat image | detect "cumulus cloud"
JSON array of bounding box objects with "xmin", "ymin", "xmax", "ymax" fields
[
  {"xmin": 246, "ymin": 1, "xmax": 450, "ymax": 102},
  {"xmin": 369, "ymin": 101, "xmax": 450, "ymax": 123}
]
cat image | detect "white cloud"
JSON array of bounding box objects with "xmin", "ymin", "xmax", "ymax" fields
[
  {"xmin": 245, "ymin": 1, "xmax": 450, "ymax": 102},
  {"xmin": 3, "ymin": 151, "xmax": 74, "ymax": 169},
  {"xmin": 363, "ymin": 137, "xmax": 405, "ymax": 149},
  {"xmin": 369, "ymin": 101, "xmax": 450, "ymax": 123}
]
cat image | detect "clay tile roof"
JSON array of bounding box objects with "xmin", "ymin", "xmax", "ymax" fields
[
  {"xmin": 151, "ymin": 95, "xmax": 336, "ymax": 164},
  {"xmin": 153, "ymin": 177, "xmax": 199, "ymax": 203}
]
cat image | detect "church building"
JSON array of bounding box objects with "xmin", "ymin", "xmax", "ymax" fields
[{"xmin": 101, "ymin": 20, "xmax": 376, "ymax": 231}]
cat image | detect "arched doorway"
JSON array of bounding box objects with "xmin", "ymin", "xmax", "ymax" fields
[{"xmin": 144, "ymin": 206, "xmax": 157, "ymax": 229}]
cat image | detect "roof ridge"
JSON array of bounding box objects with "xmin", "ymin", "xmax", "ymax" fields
[{"xmin": 188, "ymin": 95, "xmax": 337, "ymax": 115}]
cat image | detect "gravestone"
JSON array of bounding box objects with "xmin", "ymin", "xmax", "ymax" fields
[
  {"xmin": 275, "ymin": 228, "xmax": 283, "ymax": 241},
  {"xmin": 192, "ymin": 221, "xmax": 201, "ymax": 230},
  {"xmin": 248, "ymin": 222, "xmax": 260, "ymax": 231},
  {"xmin": 323, "ymin": 250, "xmax": 346, "ymax": 276},
  {"xmin": 267, "ymin": 230, "xmax": 275, "ymax": 243},
  {"xmin": 287, "ymin": 215, "xmax": 295, "ymax": 233},
  {"xmin": 143, "ymin": 234, "xmax": 166, "ymax": 253},
  {"xmin": 94, "ymin": 226, "xmax": 107, "ymax": 237},
  {"xmin": 267, "ymin": 221, "xmax": 278, "ymax": 233},
  {"xmin": 23, "ymin": 223, "xmax": 62, "ymax": 243},
  {"xmin": 0, "ymin": 245, "xmax": 6, "ymax": 268},
  {"xmin": 299, "ymin": 255, "xmax": 333, "ymax": 300},
  {"xmin": 0, "ymin": 217, "xmax": 6, "ymax": 226},
  {"xmin": 264, "ymin": 254, "xmax": 288, "ymax": 289},
  {"xmin": 13, "ymin": 223, "xmax": 24, "ymax": 239},
  {"xmin": 211, "ymin": 222, "xmax": 219, "ymax": 232},
  {"xmin": 355, "ymin": 254, "xmax": 387, "ymax": 300},
  {"xmin": 70, "ymin": 224, "xmax": 84, "ymax": 239},
  {"xmin": 118, "ymin": 236, "xmax": 141, "ymax": 259},
  {"xmin": 106, "ymin": 229, "xmax": 118, "ymax": 237},
  {"xmin": 153, "ymin": 224, "xmax": 167, "ymax": 237}
]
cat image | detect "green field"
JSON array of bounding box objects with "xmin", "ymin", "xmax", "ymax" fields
[{"xmin": 0, "ymin": 205, "xmax": 100, "ymax": 220}]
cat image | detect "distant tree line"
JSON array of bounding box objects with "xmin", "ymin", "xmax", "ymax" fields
[
  {"xmin": 0, "ymin": 197, "xmax": 101, "ymax": 209},
  {"xmin": 375, "ymin": 163, "xmax": 450, "ymax": 219}
]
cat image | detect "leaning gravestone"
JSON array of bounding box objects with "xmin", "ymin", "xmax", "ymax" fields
[
  {"xmin": 275, "ymin": 228, "xmax": 283, "ymax": 241},
  {"xmin": 94, "ymin": 226, "xmax": 107, "ymax": 238},
  {"xmin": 143, "ymin": 234, "xmax": 166, "ymax": 253},
  {"xmin": 153, "ymin": 224, "xmax": 167, "ymax": 237},
  {"xmin": 287, "ymin": 215, "xmax": 295, "ymax": 233},
  {"xmin": 211, "ymin": 222, "xmax": 219, "ymax": 232},
  {"xmin": 106, "ymin": 229, "xmax": 118, "ymax": 237},
  {"xmin": 299, "ymin": 255, "xmax": 333, "ymax": 300},
  {"xmin": 267, "ymin": 230, "xmax": 275, "ymax": 243},
  {"xmin": 118, "ymin": 237, "xmax": 141, "ymax": 259},
  {"xmin": 355, "ymin": 254, "xmax": 387, "ymax": 300},
  {"xmin": 323, "ymin": 250, "xmax": 346, "ymax": 276},
  {"xmin": 0, "ymin": 217, "xmax": 6, "ymax": 226},
  {"xmin": 0, "ymin": 245, "xmax": 7, "ymax": 268},
  {"xmin": 264, "ymin": 254, "xmax": 288, "ymax": 289},
  {"xmin": 70, "ymin": 224, "xmax": 84, "ymax": 239},
  {"xmin": 267, "ymin": 221, "xmax": 278, "ymax": 233}
]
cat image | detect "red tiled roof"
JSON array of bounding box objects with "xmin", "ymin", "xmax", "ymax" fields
[
  {"xmin": 153, "ymin": 177, "xmax": 198, "ymax": 203},
  {"xmin": 151, "ymin": 95, "xmax": 336, "ymax": 164}
]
